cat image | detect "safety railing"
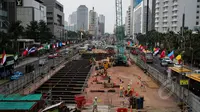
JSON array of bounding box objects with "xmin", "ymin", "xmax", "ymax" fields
[
  {"xmin": 131, "ymin": 54, "xmax": 200, "ymax": 112},
  {"xmin": 0, "ymin": 50, "xmax": 79, "ymax": 95}
]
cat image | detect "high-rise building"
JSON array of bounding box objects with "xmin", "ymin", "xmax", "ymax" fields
[
  {"xmin": 98, "ymin": 14, "xmax": 105, "ymax": 35},
  {"xmin": 0, "ymin": 0, "xmax": 17, "ymax": 32},
  {"xmin": 43, "ymin": 0, "xmax": 64, "ymax": 40},
  {"xmin": 89, "ymin": 7, "xmax": 98, "ymax": 36},
  {"xmin": 77, "ymin": 5, "xmax": 88, "ymax": 31},
  {"xmin": 131, "ymin": 0, "xmax": 154, "ymax": 35},
  {"xmin": 155, "ymin": 0, "xmax": 200, "ymax": 33},
  {"xmin": 16, "ymin": 0, "xmax": 47, "ymax": 27},
  {"xmin": 125, "ymin": 6, "xmax": 131, "ymax": 36},
  {"xmin": 68, "ymin": 11, "xmax": 77, "ymax": 31}
]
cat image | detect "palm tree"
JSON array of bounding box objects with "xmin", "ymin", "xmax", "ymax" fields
[{"xmin": 7, "ymin": 20, "xmax": 24, "ymax": 52}]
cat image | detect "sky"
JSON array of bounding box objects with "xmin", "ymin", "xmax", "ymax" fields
[{"xmin": 57, "ymin": 0, "xmax": 130, "ymax": 33}]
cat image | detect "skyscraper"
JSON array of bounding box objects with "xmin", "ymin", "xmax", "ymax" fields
[
  {"xmin": 68, "ymin": 11, "xmax": 77, "ymax": 31},
  {"xmin": 98, "ymin": 14, "xmax": 105, "ymax": 35},
  {"xmin": 89, "ymin": 7, "xmax": 98, "ymax": 36},
  {"xmin": 77, "ymin": 5, "xmax": 88, "ymax": 31}
]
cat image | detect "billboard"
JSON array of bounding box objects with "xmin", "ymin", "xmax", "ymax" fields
[{"xmin": 134, "ymin": 0, "xmax": 143, "ymax": 8}]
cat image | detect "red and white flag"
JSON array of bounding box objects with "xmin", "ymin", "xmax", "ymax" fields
[{"xmin": 1, "ymin": 50, "xmax": 6, "ymax": 65}]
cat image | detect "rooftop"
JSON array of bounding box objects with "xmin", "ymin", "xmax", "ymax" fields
[{"xmin": 0, "ymin": 102, "xmax": 36, "ymax": 110}]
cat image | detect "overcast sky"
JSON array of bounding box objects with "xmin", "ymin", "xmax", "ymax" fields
[{"xmin": 57, "ymin": 0, "xmax": 130, "ymax": 33}]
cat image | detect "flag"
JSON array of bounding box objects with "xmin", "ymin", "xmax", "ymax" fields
[
  {"xmin": 62, "ymin": 42, "xmax": 66, "ymax": 45},
  {"xmin": 22, "ymin": 47, "xmax": 28, "ymax": 56},
  {"xmin": 167, "ymin": 51, "xmax": 174, "ymax": 60},
  {"xmin": 28, "ymin": 47, "xmax": 37, "ymax": 54},
  {"xmin": 153, "ymin": 48, "xmax": 159, "ymax": 56},
  {"xmin": 14, "ymin": 53, "xmax": 18, "ymax": 61},
  {"xmin": 176, "ymin": 55, "xmax": 182, "ymax": 60},
  {"xmin": 1, "ymin": 50, "xmax": 6, "ymax": 65},
  {"xmin": 56, "ymin": 43, "xmax": 59, "ymax": 48},
  {"xmin": 59, "ymin": 42, "xmax": 62, "ymax": 47},
  {"xmin": 38, "ymin": 46, "xmax": 44, "ymax": 51},
  {"xmin": 160, "ymin": 50, "xmax": 166, "ymax": 59}
]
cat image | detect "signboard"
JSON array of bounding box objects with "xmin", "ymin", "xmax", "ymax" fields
[
  {"xmin": 16, "ymin": 0, "xmax": 23, "ymax": 6},
  {"xmin": 180, "ymin": 80, "xmax": 189, "ymax": 85}
]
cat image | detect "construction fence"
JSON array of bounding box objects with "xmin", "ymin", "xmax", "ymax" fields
[
  {"xmin": 0, "ymin": 50, "xmax": 78, "ymax": 95},
  {"xmin": 131, "ymin": 55, "xmax": 200, "ymax": 112}
]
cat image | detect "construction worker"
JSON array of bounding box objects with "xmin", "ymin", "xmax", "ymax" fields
[
  {"xmin": 127, "ymin": 84, "xmax": 131, "ymax": 95},
  {"xmin": 119, "ymin": 84, "xmax": 124, "ymax": 97},
  {"xmin": 93, "ymin": 97, "xmax": 98, "ymax": 112}
]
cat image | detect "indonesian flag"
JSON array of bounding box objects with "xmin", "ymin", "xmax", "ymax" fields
[{"xmin": 1, "ymin": 50, "xmax": 6, "ymax": 65}]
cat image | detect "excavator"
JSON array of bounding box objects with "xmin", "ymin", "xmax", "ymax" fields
[{"xmin": 113, "ymin": 0, "xmax": 128, "ymax": 66}]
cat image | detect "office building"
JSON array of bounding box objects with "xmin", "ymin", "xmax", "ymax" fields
[
  {"xmin": 77, "ymin": 5, "xmax": 88, "ymax": 31},
  {"xmin": 0, "ymin": 0, "xmax": 17, "ymax": 32},
  {"xmin": 68, "ymin": 11, "xmax": 77, "ymax": 31},
  {"xmin": 16, "ymin": 0, "xmax": 46, "ymax": 27},
  {"xmin": 155, "ymin": 0, "xmax": 200, "ymax": 33},
  {"xmin": 43, "ymin": 0, "xmax": 64, "ymax": 40},
  {"xmin": 89, "ymin": 7, "xmax": 98, "ymax": 36},
  {"xmin": 131, "ymin": 0, "xmax": 155, "ymax": 35},
  {"xmin": 125, "ymin": 6, "xmax": 131, "ymax": 36},
  {"xmin": 98, "ymin": 14, "xmax": 105, "ymax": 35}
]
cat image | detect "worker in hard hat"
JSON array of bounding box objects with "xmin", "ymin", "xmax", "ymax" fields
[
  {"xmin": 119, "ymin": 84, "xmax": 124, "ymax": 97},
  {"xmin": 92, "ymin": 97, "xmax": 98, "ymax": 112},
  {"xmin": 127, "ymin": 84, "xmax": 131, "ymax": 94}
]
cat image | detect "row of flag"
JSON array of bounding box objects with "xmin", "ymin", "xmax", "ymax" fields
[
  {"xmin": 22, "ymin": 42, "xmax": 67, "ymax": 56},
  {"xmin": 133, "ymin": 44, "xmax": 182, "ymax": 63}
]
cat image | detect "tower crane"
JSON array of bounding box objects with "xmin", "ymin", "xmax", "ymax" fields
[{"xmin": 113, "ymin": 0, "xmax": 128, "ymax": 66}]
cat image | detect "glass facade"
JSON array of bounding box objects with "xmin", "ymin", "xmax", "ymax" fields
[
  {"xmin": 0, "ymin": 1, "xmax": 8, "ymax": 30},
  {"xmin": 134, "ymin": 0, "xmax": 143, "ymax": 8}
]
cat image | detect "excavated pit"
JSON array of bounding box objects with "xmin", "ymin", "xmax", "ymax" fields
[{"xmin": 35, "ymin": 59, "xmax": 91, "ymax": 104}]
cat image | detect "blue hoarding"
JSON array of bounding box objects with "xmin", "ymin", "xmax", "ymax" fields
[{"xmin": 134, "ymin": 0, "xmax": 143, "ymax": 8}]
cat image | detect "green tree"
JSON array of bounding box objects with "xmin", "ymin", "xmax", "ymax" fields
[
  {"xmin": 38, "ymin": 20, "xmax": 53, "ymax": 43},
  {"xmin": 25, "ymin": 21, "xmax": 39, "ymax": 41},
  {"xmin": 7, "ymin": 20, "xmax": 24, "ymax": 52}
]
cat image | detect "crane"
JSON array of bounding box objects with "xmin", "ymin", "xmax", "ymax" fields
[{"xmin": 113, "ymin": 0, "xmax": 128, "ymax": 66}]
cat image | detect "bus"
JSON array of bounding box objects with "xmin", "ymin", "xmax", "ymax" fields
[
  {"xmin": 0, "ymin": 55, "xmax": 15, "ymax": 79},
  {"xmin": 140, "ymin": 50, "xmax": 153, "ymax": 63}
]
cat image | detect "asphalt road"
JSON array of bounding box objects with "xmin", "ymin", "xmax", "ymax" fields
[
  {"xmin": 14, "ymin": 43, "xmax": 82, "ymax": 74},
  {"xmin": 148, "ymin": 56, "xmax": 168, "ymax": 75}
]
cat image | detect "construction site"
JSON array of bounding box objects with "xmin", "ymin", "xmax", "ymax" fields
[{"xmin": 36, "ymin": 49, "xmax": 181, "ymax": 112}]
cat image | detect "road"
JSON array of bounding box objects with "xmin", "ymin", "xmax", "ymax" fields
[
  {"xmin": 149, "ymin": 56, "xmax": 168, "ymax": 75},
  {"xmin": 15, "ymin": 43, "xmax": 82, "ymax": 74}
]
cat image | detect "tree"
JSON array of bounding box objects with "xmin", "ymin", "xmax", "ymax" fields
[
  {"xmin": 38, "ymin": 20, "xmax": 53, "ymax": 43},
  {"xmin": 67, "ymin": 31, "xmax": 78, "ymax": 38},
  {"xmin": 25, "ymin": 21, "xmax": 39, "ymax": 41},
  {"xmin": 7, "ymin": 20, "xmax": 24, "ymax": 52}
]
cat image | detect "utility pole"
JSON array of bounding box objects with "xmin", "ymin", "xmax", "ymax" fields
[
  {"xmin": 181, "ymin": 13, "xmax": 185, "ymax": 50},
  {"xmin": 146, "ymin": 0, "xmax": 149, "ymax": 46}
]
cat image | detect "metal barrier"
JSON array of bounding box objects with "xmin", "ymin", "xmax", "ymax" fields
[
  {"xmin": 131, "ymin": 55, "xmax": 200, "ymax": 112},
  {"xmin": 0, "ymin": 50, "xmax": 78, "ymax": 95}
]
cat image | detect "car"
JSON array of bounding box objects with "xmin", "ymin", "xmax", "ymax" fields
[
  {"xmin": 160, "ymin": 60, "xmax": 168, "ymax": 66},
  {"xmin": 174, "ymin": 63, "xmax": 182, "ymax": 67},
  {"xmin": 39, "ymin": 59, "xmax": 47, "ymax": 66},
  {"xmin": 48, "ymin": 53, "xmax": 58, "ymax": 59},
  {"xmin": 162, "ymin": 57, "xmax": 173, "ymax": 64},
  {"xmin": 10, "ymin": 71, "xmax": 23, "ymax": 80},
  {"xmin": 194, "ymin": 70, "xmax": 200, "ymax": 74}
]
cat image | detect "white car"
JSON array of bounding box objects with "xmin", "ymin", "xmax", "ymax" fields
[
  {"xmin": 162, "ymin": 57, "xmax": 173, "ymax": 64},
  {"xmin": 174, "ymin": 63, "xmax": 182, "ymax": 67},
  {"xmin": 194, "ymin": 70, "xmax": 200, "ymax": 74}
]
